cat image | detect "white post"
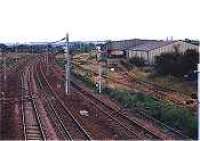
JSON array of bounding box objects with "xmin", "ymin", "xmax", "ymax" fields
[
  {"xmin": 96, "ymin": 46, "xmax": 102, "ymax": 93},
  {"xmin": 65, "ymin": 33, "xmax": 70, "ymax": 94}
]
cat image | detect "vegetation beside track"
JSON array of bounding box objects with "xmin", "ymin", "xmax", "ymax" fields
[
  {"xmin": 102, "ymin": 87, "xmax": 197, "ymax": 138},
  {"xmin": 0, "ymin": 58, "xmax": 16, "ymax": 67},
  {"xmin": 56, "ymin": 58, "xmax": 197, "ymax": 139},
  {"xmin": 73, "ymin": 71, "xmax": 197, "ymax": 139}
]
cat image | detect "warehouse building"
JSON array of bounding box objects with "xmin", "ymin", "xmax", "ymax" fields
[
  {"xmin": 128, "ymin": 40, "xmax": 199, "ymax": 65},
  {"xmin": 105, "ymin": 39, "xmax": 156, "ymax": 58},
  {"xmin": 104, "ymin": 39, "xmax": 199, "ymax": 65}
]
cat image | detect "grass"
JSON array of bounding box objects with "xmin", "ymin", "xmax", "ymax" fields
[
  {"xmin": 56, "ymin": 58, "xmax": 65, "ymax": 69},
  {"xmin": 71, "ymin": 71, "xmax": 96, "ymax": 89},
  {"xmin": 147, "ymin": 74, "xmax": 196, "ymax": 96},
  {"xmin": 129, "ymin": 67, "xmax": 197, "ymax": 97},
  {"xmin": 71, "ymin": 68, "xmax": 197, "ymax": 138},
  {"xmin": 102, "ymin": 87, "xmax": 197, "ymax": 139},
  {"xmin": 120, "ymin": 60, "xmax": 196, "ymax": 96},
  {"xmin": 56, "ymin": 57, "xmax": 197, "ymax": 139},
  {"xmin": 0, "ymin": 58, "xmax": 17, "ymax": 68}
]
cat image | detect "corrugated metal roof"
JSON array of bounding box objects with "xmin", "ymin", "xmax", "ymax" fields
[
  {"xmin": 104, "ymin": 39, "xmax": 168, "ymax": 50},
  {"xmin": 130, "ymin": 41, "xmax": 175, "ymax": 51}
]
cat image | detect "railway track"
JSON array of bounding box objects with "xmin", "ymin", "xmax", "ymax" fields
[
  {"xmin": 21, "ymin": 66, "xmax": 45, "ymax": 140},
  {"xmin": 48, "ymin": 61, "xmax": 166, "ymax": 139},
  {"xmin": 35, "ymin": 72, "xmax": 73, "ymax": 140},
  {"xmin": 71, "ymin": 62, "xmax": 197, "ymax": 110},
  {"xmin": 36, "ymin": 61, "xmax": 92, "ymax": 140},
  {"xmin": 50, "ymin": 61, "xmax": 189, "ymax": 139},
  {"xmin": 70, "ymin": 78, "xmax": 165, "ymax": 140}
]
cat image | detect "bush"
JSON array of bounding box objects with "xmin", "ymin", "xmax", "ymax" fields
[
  {"xmin": 120, "ymin": 60, "xmax": 132, "ymax": 70},
  {"xmin": 56, "ymin": 59, "xmax": 65, "ymax": 69},
  {"xmin": 183, "ymin": 49, "xmax": 199, "ymax": 71},
  {"xmin": 129, "ymin": 57, "xmax": 145, "ymax": 67},
  {"xmin": 71, "ymin": 71, "xmax": 95, "ymax": 88},
  {"xmin": 155, "ymin": 49, "xmax": 199, "ymax": 77}
]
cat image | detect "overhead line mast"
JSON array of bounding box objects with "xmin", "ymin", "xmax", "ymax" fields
[{"xmin": 65, "ymin": 33, "xmax": 70, "ymax": 94}]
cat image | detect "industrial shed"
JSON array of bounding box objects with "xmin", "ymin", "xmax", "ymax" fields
[
  {"xmin": 128, "ymin": 41, "xmax": 199, "ymax": 65},
  {"xmin": 104, "ymin": 39, "xmax": 157, "ymax": 58}
]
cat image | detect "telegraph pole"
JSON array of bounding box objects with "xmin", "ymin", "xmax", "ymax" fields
[{"xmin": 65, "ymin": 33, "xmax": 70, "ymax": 94}]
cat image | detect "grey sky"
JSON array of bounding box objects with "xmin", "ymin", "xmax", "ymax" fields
[{"xmin": 0, "ymin": 0, "xmax": 199, "ymax": 42}]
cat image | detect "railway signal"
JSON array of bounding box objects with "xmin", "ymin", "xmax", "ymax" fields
[{"xmin": 96, "ymin": 46, "xmax": 102, "ymax": 94}]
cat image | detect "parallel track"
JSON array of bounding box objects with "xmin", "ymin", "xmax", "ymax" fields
[
  {"xmin": 35, "ymin": 71, "xmax": 73, "ymax": 140},
  {"xmin": 51, "ymin": 61, "xmax": 188, "ymax": 139},
  {"xmin": 49, "ymin": 61, "xmax": 163, "ymax": 139},
  {"xmin": 21, "ymin": 66, "xmax": 45, "ymax": 140},
  {"xmin": 71, "ymin": 62, "xmax": 196, "ymax": 110},
  {"xmin": 36, "ymin": 61, "xmax": 92, "ymax": 140},
  {"xmin": 70, "ymin": 78, "xmax": 163, "ymax": 140}
]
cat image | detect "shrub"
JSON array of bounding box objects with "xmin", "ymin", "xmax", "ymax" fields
[
  {"xmin": 155, "ymin": 49, "xmax": 199, "ymax": 77},
  {"xmin": 129, "ymin": 57, "xmax": 145, "ymax": 67}
]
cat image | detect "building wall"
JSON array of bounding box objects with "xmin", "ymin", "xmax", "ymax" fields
[
  {"xmin": 128, "ymin": 50, "xmax": 148, "ymax": 60},
  {"xmin": 110, "ymin": 50, "xmax": 125, "ymax": 56},
  {"xmin": 128, "ymin": 41, "xmax": 199, "ymax": 65}
]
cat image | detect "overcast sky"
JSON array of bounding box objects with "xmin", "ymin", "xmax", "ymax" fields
[{"xmin": 0, "ymin": 0, "xmax": 199, "ymax": 43}]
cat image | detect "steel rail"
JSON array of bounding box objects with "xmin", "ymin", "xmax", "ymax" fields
[
  {"xmin": 38, "ymin": 61, "xmax": 92, "ymax": 140},
  {"xmin": 21, "ymin": 65, "xmax": 45, "ymax": 140},
  {"xmin": 35, "ymin": 65, "xmax": 73, "ymax": 140},
  {"xmin": 50, "ymin": 62, "xmax": 189, "ymax": 139},
  {"xmin": 71, "ymin": 80, "xmax": 163, "ymax": 140}
]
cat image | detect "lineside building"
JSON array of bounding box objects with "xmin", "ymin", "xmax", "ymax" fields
[{"xmin": 104, "ymin": 39, "xmax": 199, "ymax": 65}]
